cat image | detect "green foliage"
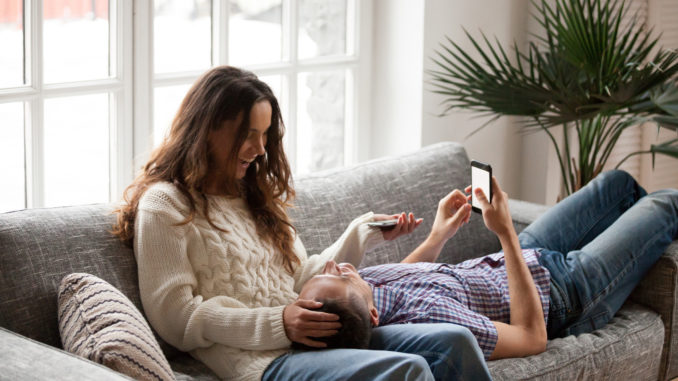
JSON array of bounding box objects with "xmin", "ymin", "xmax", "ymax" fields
[{"xmin": 430, "ymin": 0, "xmax": 678, "ymax": 195}]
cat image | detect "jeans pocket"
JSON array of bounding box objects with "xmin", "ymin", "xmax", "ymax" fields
[
  {"xmin": 549, "ymin": 278, "xmax": 572, "ymax": 316},
  {"xmin": 564, "ymin": 308, "xmax": 611, "ymax": 337}
]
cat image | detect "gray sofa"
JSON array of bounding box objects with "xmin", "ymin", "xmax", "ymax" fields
[{"xmin": 1, "ymin": 141, "xmax": 677, "ymax": 380}]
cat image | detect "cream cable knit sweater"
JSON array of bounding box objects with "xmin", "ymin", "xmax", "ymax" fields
[{"xmin": 134, "ymin": 182, "xmax": 385, "ymax": 381}]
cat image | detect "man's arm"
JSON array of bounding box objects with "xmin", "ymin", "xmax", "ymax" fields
[
  {"xmin": 400, "ymin": 189, "xmax": 472, "ymax": 263},
  {"xmin": 476, "ymin": 178, "xmax": 547, "ymax": 359},
  {"xmin": 490, "ymin": 233, "xmax": 547, "ymax": 359}
]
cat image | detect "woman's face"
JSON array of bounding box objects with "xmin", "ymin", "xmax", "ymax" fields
[{"xmin": 209, "ymin": 100, "xmax": 272, "ymax": 181}]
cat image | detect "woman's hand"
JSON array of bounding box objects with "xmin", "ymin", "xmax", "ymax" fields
[
  {"xmin": 282, "ymin": 299, "xmax": 342, "ymax": 348},
  {"xmin": 469, "ymin": 176, "xmax": 515, "ymax": 239},
  {"xmin": 429, "ymin": 189, "xmax": 473, "ymax": 244},
  {"xmin": 372, "ymin": 213, "xmax": 423, "ymax": 241}
]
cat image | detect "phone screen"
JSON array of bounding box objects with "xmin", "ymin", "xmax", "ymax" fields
[{"xmin": 471, "ymin": 163, "xmax": 491, "ymax": 212}]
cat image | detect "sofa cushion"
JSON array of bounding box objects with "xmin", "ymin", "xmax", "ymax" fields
[
  {"xmin": 0, "ymin": 203, "xmax": 179, "ymax": 359},
  {"xmin": 58, "ymin": 273, "xmax": 175, "ymax": 381},
  {"xmin": 289, "ymin": 142, "xmax": 501, "ymax": 268},
  {"xmin": 487, "ymin": 302, "xmax": 664, "ymax": 380},
  {"xmin": 169, "ymin": 353, "xmax": 220, "ymax": 381},
  {"xmin": 0, "ymin": 326, "xmax": 132, "ymax": 380}
]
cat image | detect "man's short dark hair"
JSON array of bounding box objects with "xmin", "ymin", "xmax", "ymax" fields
[{"xmin": 292, "ymin": 294, "xmax": 372, "ymax": 350}]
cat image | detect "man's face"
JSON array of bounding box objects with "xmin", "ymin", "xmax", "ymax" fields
[{"xmin": 299, "ymin": 260, "xmax": 379, "ymax": 326}]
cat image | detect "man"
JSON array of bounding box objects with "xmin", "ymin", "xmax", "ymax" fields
[{"xmin": 297, "ymin": 170, "xmax": 678, "ymax": 361}]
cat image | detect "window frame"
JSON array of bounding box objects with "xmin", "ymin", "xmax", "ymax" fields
[
  {"xmin": 133, "ymin": 0, "xmax": 372, "ymax": 177},
  {"xmin": 0, "ymin": 0, "xmax": 371, "ymax": 212},
  {"xmin": 0, "ymin": 0, "xmax": 133, "ymax": 210}
]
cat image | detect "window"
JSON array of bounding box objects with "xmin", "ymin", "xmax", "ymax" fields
[
  {"xmin": 0, "ymin": 0, "xmax": 369, "ymax": 213},
  {"xmin": 0, "ymin": 0, "xmax": 133, "ymax": 213},
  {"xmin": 136, "ymin": 0, "xmax": 368, "ymax": 177}
]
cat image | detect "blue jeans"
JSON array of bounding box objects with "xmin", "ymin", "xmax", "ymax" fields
[
  {"xmin": 518, "ymin": 170, "xmax": 678, "ymax": 338},
  {"xmin": 262, "ymin": 323, "xmax": 492, "ymax": 381}
]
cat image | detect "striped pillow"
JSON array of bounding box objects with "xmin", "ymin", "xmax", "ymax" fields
[{"xmin": 57, "ymin": 273, "xmax": 176, "ymax": 381}]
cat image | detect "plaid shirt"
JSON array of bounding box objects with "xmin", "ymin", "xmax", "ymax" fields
[{"xmin": 359, "ymin": 249, "xmax": 551, "ymax": 359}]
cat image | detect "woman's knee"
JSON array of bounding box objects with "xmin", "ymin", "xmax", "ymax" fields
[
  {"xmin": 390, "ymin": 353, "xmax": 434, "ymax": 381},
  {"xmin": 438, "ymin": 325, "xmax": 477, "ymax": 348},
  {"xmin": 414, "ymin": 324, "xmax": 479, "ymax": 355}
]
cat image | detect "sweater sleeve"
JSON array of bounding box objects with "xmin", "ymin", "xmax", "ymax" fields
[
  {"xmin": 292, "ymin": 212, "xmax": 386, "ymax": 293},
  {"xmin": 134, "ymin": 188, "xmax": 291, "ymax": 352}
]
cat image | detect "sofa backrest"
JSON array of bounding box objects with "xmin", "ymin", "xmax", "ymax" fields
[
  {"xmin": 0, "ymin": 141, "xmax": 500, "ymax": 352},
  {"xmin": 289, "ymin": 141, "xmax": 500, "ymax": 267},
  {"xmin": 0, "ymin": 204, "xmax": 140, "ymax": 350}
]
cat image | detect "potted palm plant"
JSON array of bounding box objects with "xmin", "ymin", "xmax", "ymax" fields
[{"xmin": 430, "ymin": 0, "xmax": 678, "ymax": 196}]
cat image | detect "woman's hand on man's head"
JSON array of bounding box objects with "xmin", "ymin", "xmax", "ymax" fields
[{"xmin": 283, "ymin": 299, "xmax": 341, "ymax": 348}]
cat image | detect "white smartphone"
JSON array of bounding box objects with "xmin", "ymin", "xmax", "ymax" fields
[
  {"xmin": 367, "ymin": 219, "xmax": 398, "ymax": 228},
  {"xmin": 471, "ymin": 160, "xmax": 492, "ymax": 213}
]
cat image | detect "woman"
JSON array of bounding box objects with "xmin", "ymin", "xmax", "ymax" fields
[{"xmin": 113, "ymin": 66, "xmax": 492, "ymax": 381}]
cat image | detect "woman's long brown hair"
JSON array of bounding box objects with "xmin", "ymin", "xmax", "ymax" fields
[{"xmin": 112, "ymin": 66, "xmax": 299, "ymax": 273}]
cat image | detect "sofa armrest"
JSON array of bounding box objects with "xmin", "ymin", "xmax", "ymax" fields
[
  {"xmin": 0, "ymin": 327, "xmax": 133, "ymax": 380},
  {"xmin": 630, "ymin": 241, "xmax": 678, "ymax": 381},
  {"xmin": 508, "ymin": 199, "xmax": 550, "ymax": 234}
]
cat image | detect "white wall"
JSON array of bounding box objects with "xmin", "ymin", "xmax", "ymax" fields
[
  {"xmin": 370, "ymin": 0, "xmax": 425, "ymax": 159},
  {"xmin": 370, "ymin": 0, "xmax": 678, "ymax": 204},
  {"xmin": 420, "ymin": 0, "xmax": 529, "ymax": 198},
  {"xmin": 371, "ymin": 0, "xmax": 531, "ymax": 199}
]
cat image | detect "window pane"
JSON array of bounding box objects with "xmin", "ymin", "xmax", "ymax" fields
[
  {"xmin": 297, "ymin": 71, "xmax": 345, "ymax": 174},
  {"xmin": 0, "ymin": 0, "xmax": 24, "ymax": 88},
  {"xmin": 43, "ymin": 94, "xmax": 109, "ymax": 207},
  {"xmin": 154, "ymin": 84, "xmax": 191, "ymax": 147},
  {"xmin": 154, "ymin": 0, "xmax": 211, "ymax": 74},
  {"xmin": 258, "ymin": 74, "xmax": 283, "ymax": 112},
  {"xmin": 258, "ymin": 74, "xmax": 288, "ymax": 145},
  {"xmin": 229, "ymin": 1, "xmax": 282, "ymax": 65},
  {"xmin": 43, "ymin": 0, "xmax": 110, "ymax": 84},
  {"xmin": 298, "ymin": 0, "xmax": 347, "ymax": 59},
  {"xmin": 0, "ymin": 102, "xmax": 25, "ymax": 212}
]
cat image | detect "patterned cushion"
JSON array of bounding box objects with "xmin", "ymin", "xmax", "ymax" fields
[{"xmin": 57, "ymin": 273, "xmax": 176, "ymax": 381}]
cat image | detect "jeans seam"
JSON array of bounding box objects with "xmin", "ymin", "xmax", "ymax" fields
[
  {"xmin": 582, "ymin": 223, "xmax": 670, "ymax": 313},
  {"xmin": 549, "ymin": 278, "xmax": 572, "ymax": 315},
  {"xmin": 572, "ymin": 187, "xmax": 637, "ymax": 250}
]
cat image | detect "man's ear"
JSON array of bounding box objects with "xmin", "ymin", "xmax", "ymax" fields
[{"xmin": 369, "ymin": 306, "xmax": 379, "ymax": 327}]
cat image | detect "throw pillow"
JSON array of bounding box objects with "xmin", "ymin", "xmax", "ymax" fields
[{"xmin": 57, "ymin": 273, "xmax": 176, "ymax": 381}]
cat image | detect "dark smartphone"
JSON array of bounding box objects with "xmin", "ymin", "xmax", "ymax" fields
[
  {"xmin": 367, "ymin": 220, "xmax": 398, "ymax": 228},
  {"xmin": 471, "ymin": 160, "xmax": 492, "ymax": 213}
]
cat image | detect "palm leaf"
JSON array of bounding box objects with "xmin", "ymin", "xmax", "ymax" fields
[
  {"xmin": 651, "ymin": 138, "xmax": 678, "ymax": 168},
  {"xmin": 428, "ymin": 0, "xmax": 678, "ymax": 195}
]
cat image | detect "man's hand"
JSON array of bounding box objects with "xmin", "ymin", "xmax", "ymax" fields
[
  {"xmin": 283, "ymin": 299, "xmax": 341, "ymax": 348},
  {"xmin": 470, "ymin": 176, "xmax": 515, "ymax": 239},
  {"xmin": 429, "ymin": 189, "xmax": 473, "ymax": 244},
  {"xmin": 373, "ymin": 213, "xmax": 423, "ymax": 241},
  {"xmin": 400, "ymin": 189, "xmax": 471, "ymax": 263}
]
